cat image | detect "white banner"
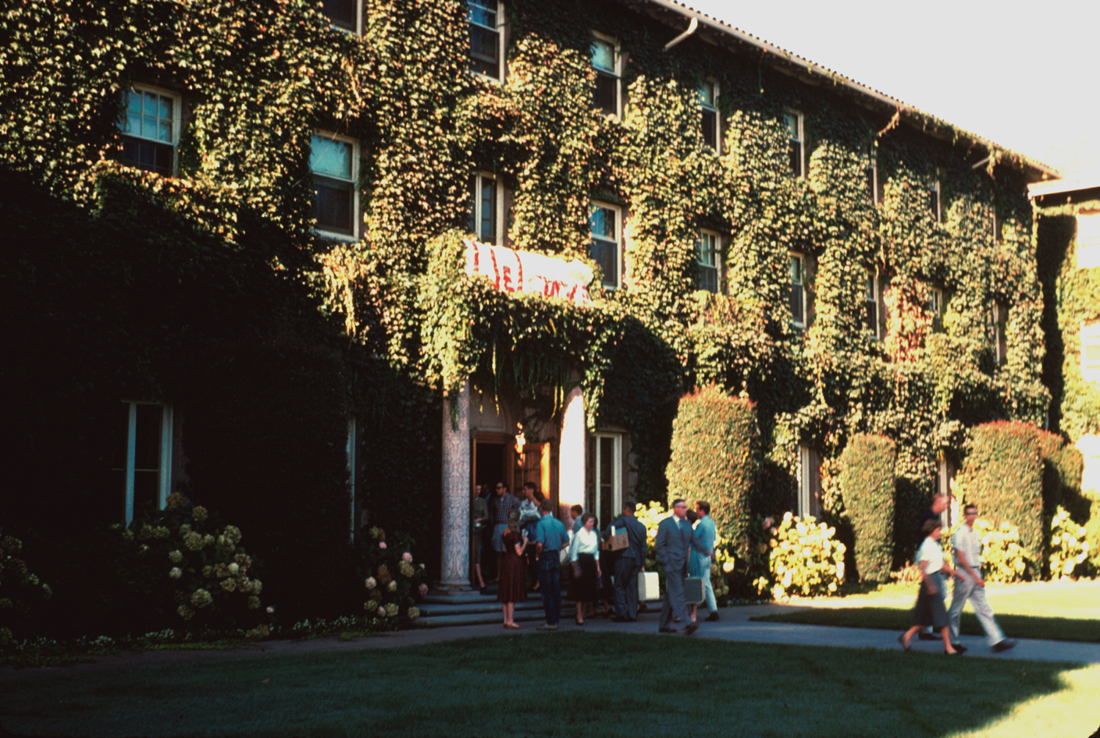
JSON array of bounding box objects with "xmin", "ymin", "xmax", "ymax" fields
[{"xmin": 463, "ymin": 238, "xmax": 593, "ymax": 305}]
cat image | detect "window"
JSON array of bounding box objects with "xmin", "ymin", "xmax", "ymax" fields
[
  {"xmin": 1081, "ymin": 322, "xmax": 1100, "ymax": 383},
  {"xmin": 119, "ymin": 86, "xmax": 179, "ymax": 176},
  {"xmin": 989, "ymin": 301, "xmax": 1008, "ymax": 364},
  {"xmin": 864, "ymin": 269, "xmax": 884, "ymax": 339},
  {"xmin": 699, "ymin": 80, "xmax": 719, "ymax": 152},
  {"xmin": 797, "ymin": 445, "xmax": 821, "ymax": 519},
  {"xmin": 113, "ymin": 402, "xmax": 173, "ymax": 525},
  {"xmin": 788, "ymin": 253, "xmax": 806, "ymax": 329},
  {"xmin": 924, "ymin": 286, "xmax": 943, "ymax": 332},
  {"xmin": 588, "ymin": 433, "xmax": 622, "ymax": 531},
  {"xmin": 589, "ymin": 202, "xmax": 621, "ymax": 289},
  {"xmin": 468, "ymin": 171, "xmax": 503, "ymax": 245},
  {"xmin": 992, "ymin": 209, "xmax": 1003, "ymax": 244},
  {"xmin": 784, "ymin": 111, "xmax": 804, "ymax": 177},
  {"xmin": 319, "ymin": 0, "xmax": 359, "ymax": 33},
  {"xmin": 1076, "ymin": 212, "xmax": 1100, "ymax": 270},
  {"xmin": 591, "ymin": 34, "xmax": 621, "ymax": 117},
  {"xmin": 310, "ymin": 132, "xmax": 359, "ymax": 239},
  {"xmin": 929, "ymin": 180, "xmax": 941, "ymax": 222},
  {"xmin": 696, "ymin": 229, "xmax": 720, "ymax": 293},
  {"xmin": 468, "ymin": 0, "xmax": 503, "ymax": 80},
  {"xmin": 865, "ymin": 143, "xmax": 883, "ymax": 204}
]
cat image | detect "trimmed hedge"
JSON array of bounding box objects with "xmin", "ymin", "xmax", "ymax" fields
[
  {"xmin": 839, "ymin": 434, "xmax": 897, "ymax": 584},
  {"xmin": 957, "ymin": 422, "xmax": 1044, "ymax": 561},
  {"xmin": 665, "ymin": 386, "xmax": 760, "ymax": 557}
]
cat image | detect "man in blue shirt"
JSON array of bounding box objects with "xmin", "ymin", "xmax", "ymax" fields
[
  {"xmin": 694, "ymin": 500, "xmax": 719, "ymax": 621},
  {"xmin": 534, "ymin": 499, "xmax": 569, "ymax": 631}
]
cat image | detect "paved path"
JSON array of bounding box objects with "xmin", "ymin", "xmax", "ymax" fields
[{"xmin": 3, "ymin": 596, "xmax": 1097, "ymax": 682}]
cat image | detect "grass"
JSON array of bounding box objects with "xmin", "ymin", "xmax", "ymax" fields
[
  {"xmin": 752, "ymin": 580, "xmax": 1100, "ymax": 642},
  {"xmin": 2, "ymin": 632, "xmax": 1099, "ymax": 738}
]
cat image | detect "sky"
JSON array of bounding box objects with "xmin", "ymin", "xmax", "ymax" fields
[{"xmin": 683, "ymin": 0, "xmax": 1100, "ymax": 179}]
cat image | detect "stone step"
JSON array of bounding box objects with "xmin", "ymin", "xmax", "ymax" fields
[
  {"xmin": 418, "ymin": 598, "xmax": 547, "ymax": 617},
  {"xmin": 413, "ymin": 607, "xmax": 551, "ymax": 628}
]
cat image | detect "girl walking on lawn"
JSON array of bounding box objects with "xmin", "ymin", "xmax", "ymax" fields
[{"xmin": 899, "ymin": 519, "xmax": 963, "ymax": 655}]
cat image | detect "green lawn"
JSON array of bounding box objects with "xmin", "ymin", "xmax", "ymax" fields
[
  {"xmin": 752, "ymin": 581, "xmax": 1100, "ymax": 642},
  {"xmin": 2, "ymin": 632, "xmax": 1098, "ymax": 738}
]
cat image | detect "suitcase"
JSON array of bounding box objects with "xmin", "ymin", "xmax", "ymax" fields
[
  {"xmin": 683, "ymin": 576, "xmax": 705, "ymax": 605},
  {"xmin": 638, "ymin": 571, "xmax": 660, "ymax": 601}
]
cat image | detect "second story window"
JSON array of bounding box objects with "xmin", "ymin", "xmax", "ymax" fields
[
  {"xmin": 1077, "ymin": 212, "xmax": 1100, "ymax": 270},
  {"xmin": 590, "ymin": 202, "xmax": 621, "ymax": 289},
  {"xmin": 119, "ymin": 86, "xmax": 179, "ymax": 176},
  {"xmin": 311, "ymin": 132, "xmax": 358, "ymax": 239},
  {"xmin": 468, "ymin": 0, "xmax": 502, "ymax": 80},
  {"xmin": 865, "ymin": 143, "xmax": 883, "ymax": 204},
  {"xmin": 696, "ymin": 230, "xmax": 720, "ymax": 293},
  {"xmin": 699, "ymin": 80, "xmax": 719, "ymax": 151},
  {"xmin": 989, "ymin": 301, "xmax": 1008, "ymax": 364},
  {"xmin": 1081, "ymin": 321, "xmax": 1100, "ymax": 384},
  {"xmin": 929, "ymin": 180, "xmax": 942, "ymax": 222},
  {"xmin": 924, "ymin": 286, "xmax": 943, "ymax": 332},
  {"xmin": 788, "ymin": 253, "xmax": 806, "ymax": 329},
  {"xmin": 785, "ymin": 111, "xmax": 804, "ymax": 177},
  {"xmin": 591, "ymin": 34, "xmax": 620, "ymax": 117},
  {"xmin": 468, "ymin": 171, "xmax": 501, "ymax": 245},
  {"xmin": 320, "ymin": 0, "xmax": 359, "ymax": 33},
  {"xmin": 864, "ymin": 269, "xmax": 883, "ymax": 340}
]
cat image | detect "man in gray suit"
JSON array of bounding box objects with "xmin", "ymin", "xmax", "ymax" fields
[
  {"xmin": 606, "ymin": 498, "xmax": 647, "ymax": 622},
  {"xmin": 656, "ymin": 498, "xmax": 713, "ymax": 635}
]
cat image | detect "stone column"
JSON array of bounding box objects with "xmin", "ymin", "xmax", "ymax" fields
[
  {"xmin": 558, "ymin": 386, "xmax": 586, "ymax": 520},
  {"xmin": 439, "ymin": 379, "xmax": 471, "ymax": 590}
]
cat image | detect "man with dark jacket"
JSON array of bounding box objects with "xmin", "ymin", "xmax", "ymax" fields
[
  {"xmin": 606, "ymin": 498, "xmax": 647, "ymax": 622},
  {"xmin": 656, "ymin": 499, "xmax": 712, "ymax": 635}
]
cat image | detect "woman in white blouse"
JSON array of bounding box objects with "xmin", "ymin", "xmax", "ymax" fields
[
  {"xmin": 568, "ymin": 513, "xmax": 601, "ymax": 625},
  {"xmin": 899, "ymin": 519, "xmax": 962, "ymax": 654}
]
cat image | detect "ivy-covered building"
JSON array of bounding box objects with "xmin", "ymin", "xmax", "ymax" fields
[{"xmin": 0, "ymin": 0, "xmax": 1065, "ymax": 612}]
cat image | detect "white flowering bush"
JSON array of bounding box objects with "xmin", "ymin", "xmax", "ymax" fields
[
  {"xmin": 116, "ymin": 493, "xmax": 269, "ymax": 639},
  {"xmin": 635, "ymin": 502, "xmax": 732, "ymax": 601},
  {"xmin": 358, "ymin": 527, "xmax": 426, "ymax": 626},
  {"xmin": 0, "ymin": 531, "xmax": 53, "ymax": 649},
  {"xmin": 974, "ymin": 519, "xmax": 1032, "ymax": 583},
  {"xmin": 754, "ymin": 513, "xmax": 845, "ymax": 601},
  {"xmin": 1048, "ymin": 506, "xmax": 1090, "ymax": 580}
]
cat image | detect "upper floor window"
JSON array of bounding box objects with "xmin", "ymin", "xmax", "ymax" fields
[
  {"xmin": 788, "ymin": 253, "xmax": 806, "ymax": 329},
  {"xmin": 1081, "ymin": 321, "xmax": 1100, "ymax": 383},
  {"xmin": 699, "ymin": 80, "xmax": 719, "ymax": 152},
  {"xmin": 864, "ymin": 269, "xmax": 884, "ymax": 340},
  {"xmin": 924, "ymin": 286, "xmax": 943, "ymax": 332},
  {"xmin": 785, "ymin": 111, "xmax": 804, "ymax": 177},
  {"xmin": 468, "ymin": 0, "xmax": 503, "ymax": 80},
  {"xmin": 992, "ymin": 209, "xmax": 1003, "ymax": 244},
  {"xmin": 311, "ymin": 132, "xmax": 359, "ymax": 240},
  {"xmin": 696, "ymin": 230, "xmax": 720, "ymax": 293},
  {"xmin": 591, "ymin": 34, "xmax": 621, "ymax": 117},
  {"xmin": 929, "ymin": 180, "xmax": 942, "ymax": 222},
  {"xmin": 320, "ymin": 0, "xmax": 360, "ymax": 33},
  {"xmin": 865, "ymin": 143, "xmax": 883, "ymax": 205},
  {"xmin": 113, "ymin": 401, "xmax": 174, "ymax": 525},
  {"xmin": 989, "ymin": 301, "xmax": 1008, "ymax": 364},
  {"xmin": 590, "ymin": 202, "xmax": 621, "ymax": 289},
  {"xmin": 119, "ymin": 85, "xmax": 179, "ymax": 176},
  {"xmin": 1076, "ymin": 212, "xmax": 1100, "ymax": 270},
  {"xmin": 468, "ymin": 171, "xmax": 503, "ymax": 245}
]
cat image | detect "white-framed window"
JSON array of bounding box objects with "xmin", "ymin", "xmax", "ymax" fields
[
  {"xmin": 696, "ymin": 229, "xmax": 720, "ymax": 293},
  {"xmin": 1081, "ymin": 322, "xmax": 1100, "ymax": 383},
  {"xmin": 989, "ymin": 301, "xmax": 1008, "ymax": 364},
  {"xmin": 1076, "ymin": 212, "xmax": 1100, "ymax": 270},
  {"xmin": 591, "ymin": 33, "xmax": 621, "ymax": 117},
  {"xmin": 347, "ymin": 415, "xmax": 357, "ymax": 543},
  {"xmin": 797, "ymin": 445, "xmax": 821, "ymax": 519},
  {"xmin": 119, "ymin": 85, "xmax": 180, "ymax": 176},
  {"xmin": 865, "ymin": 142, "xmax": 883, "ymax": 205},
  {"xmin": 589, "ymin": 201, "xmax": 622, "ymax": 289},
  {"xmin": 924, "ymin": 286, "xmax": 943, "ymax": 332},
  {"xmin": 788, "ymin": 252, "xmax": 807, "ymax": 329},
  {"xmin": 864, "ymin": 269, "xmax": 884, "ymax": 340},
  {"xmin": 468, "ymin": 0, "xmax": 504, "ymax": 81},
  {"xmin": 784, "ymin": 111, "xmax": 804, "ymax": 177},
  {"xmin": 929, "ymin": 180, "xmax": 942, "ymax": 223},
  {"xmin": 588, "ymin": 432, "xmax": 622, "ymax": 530},
  {"xmin": 467, "ymin": 171, "xmax": 504, "ymax": 246},
  {"xmin": 319, "ymin": 0, "xmax": 361, "ymax": 34},
  {"xmin": 310, "ymin": 131, "xmax": 359, "ymax": 240},
  {"xmin": 699, "ymin": 80, "xmax": 719, "ymax": 152},
  {"xmin": 114, "ymin": 402, "xmax": 174, "ymax": 526}
]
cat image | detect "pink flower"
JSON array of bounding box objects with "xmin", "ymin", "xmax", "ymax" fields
[
  {"xmin": 402, "ymin": 552, "xmax": 413, "ymax": 563},
  {"xmin": 379, "ymin": 542, "xmax": 387, "ymax": 549},
  {"xmin": 419, "ymin": 583, "xmax": 429, "ymax": 596},
  {"xmin": 266, "ymin": 606, "xmax": 275, "ymax": 614}
]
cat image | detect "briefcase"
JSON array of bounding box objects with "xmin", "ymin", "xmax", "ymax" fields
[
  {"xmin": 638, "ymin": 571, "xmax": 660, "ymax": 601},
  {"xmin": 683, "ymin": 576, "xmax": 705, "ymax": 605}
]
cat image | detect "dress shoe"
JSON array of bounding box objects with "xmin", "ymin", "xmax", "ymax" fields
[
  {"xmin": 684, "ymin": 622, "xmax": 700, "ymax": 635},
  {"xmin": 950, "ymin": 643, "xmax": 967, "ymax": 654},
  {"xmin": 991, "ymin": 639, "xmax": 1017, "ymax": 653},
  {"xmin": 897, "ymin": 634, "xmax": 910, "ymax": 651},
  {"xmin": 705, "ymin": 612, "xmax": 720, "ymax": 622}
]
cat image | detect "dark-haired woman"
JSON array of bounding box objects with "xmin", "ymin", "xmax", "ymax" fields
[
  {"xmin": 497, "ymin": 509, "xmax": 529, "ymax": 629},
  {"xmin": 899, "ymin": 519, "xmax": 962, "ymax": 654},
  {"xmin": 568, "ymin": 513, "xmax": 601, "ymax": 625}
]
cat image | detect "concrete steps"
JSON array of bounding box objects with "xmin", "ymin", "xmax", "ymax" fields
[{"xmin": 415, "ymin": 585, "xmax": 560, "ymax": 628}]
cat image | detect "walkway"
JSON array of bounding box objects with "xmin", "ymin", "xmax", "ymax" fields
[{"xmin": 3, "ymin": 597, "xmax": 1097, "ymax": 682}]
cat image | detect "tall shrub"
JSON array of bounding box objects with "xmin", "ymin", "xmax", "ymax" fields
[
  {"xmin": 839, "ymin": 434, "xmax": 896, "ymax": 584},
  {"xmin": 665, "ymin": 386, "xmax": 760, "ymax": 556},
  {"xmin": 957, "ymin": 422, "xmax": 1044, "ymax": 560}
]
